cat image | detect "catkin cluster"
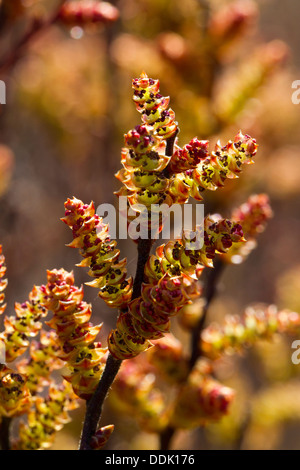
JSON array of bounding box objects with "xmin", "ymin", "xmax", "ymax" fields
[
  {"xmin": 0, "ymin": 284, "xmax": 48, "ymax": 363},
  {"xmin": 108, "ymin": 216, "xmax": 244, "ymax": 360},
  {"xmin": 42, "ymin": 269, "xmax": 107, "ymax": 400}
]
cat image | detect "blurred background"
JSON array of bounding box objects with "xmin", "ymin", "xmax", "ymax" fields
[{"xmin": 0, "ymin": 0, "xmax": 300, "ymax": 450}]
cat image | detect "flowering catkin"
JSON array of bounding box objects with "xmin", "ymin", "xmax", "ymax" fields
[
  {"xmin": 16, "ymin": 330, "xmax": 63, "ymax": 395},
  {"xmin": 62, "ymin": 197, "xmax": 133, "ymax": 309},
  {"xmin": 43, "ymin": 269, "xmax": 107, "ymax": 400},
  {"xmin": 108, "ymin": 216, "xmax": 244, "ymax": 360},
  {"xmin": 221, "ymin": 193, "xmax": 273, "ymax": 264},
  {"xmin": 0, "ymin": 285, "xmax": 48, "ymax": 363},
  {"xmin": 168, "ymin": 131, "xmax": 258, "ymax": 203},
  {"xmin": 132, "ymin": 72, "xmax": 178, "ymax": 140},
  {"xmin": 0, "ymin": 365, "xmax": 31, "ymax": 417},
  {"xmin": 201, "ymin": 304, "xmax": 300, "ymax": 360},
  {"xmin": 170, "ymin": 367, "xmax": 235, "ymax": 428},
  {"xmin": 58, "ymin": 1, "xmax": 119, "ymax": 26},
  {"xmin": 115, "ymin": 124, "xmax": 171, "ymax": 209},
  {"xmin": 15, "ymin": 381, "xmax": 78, "ymax": 450},
  {"xmin": 110, "ymin": 358, "xmax": 168, "ymax": 433},
  {"xmin": 115, "ymin": 74, "xmax": 258, "ymax": 241},
  {"xmin": 115, "ymin": 72, "xmax": 179, "ymax": 219}
]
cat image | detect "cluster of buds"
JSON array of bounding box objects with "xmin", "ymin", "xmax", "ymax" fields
[
  {"xmin": 132, "ymin": 72, "xmax": 178, "ymax": 140},
  {"xmin": 115, "ymin": 74, "xmax": 258, "ymax": 243},
  {"xmin": 221, "ymin": 193, "xmax": 273, "ymax": 264},
  {"xmin": 115, "ymin": 125, "xmax": 171, "ymax": 209},
  {"xmin": 58, "ymin": 1, "xmax": 119, "ymax": 26},
  {"xmin": 0, "ymin": 285, "xmax": 48, "ymax": 362},
  {"xmin": 146, "ymin": 334, "xmax": 189, "ymax": 384},
  {"xmin": 201, "ymin": 304, "xmax": 300, "ymax": 360},
  {"xmin": 170, "ymin": 363, "xmax": 235, "ymax": 429},
  {"xmin": 90, "ymin": 425, "xmax": 114, "ymax": 450},
  {"xmin": 0, "ymin": 365, "xmax": 31, "ymax": 417},
  {"xmin": 110, "ymin": 358, "xmax": 168, "ymax": 433},
  {"xmin": 108, "ymin": 273, "xmax": 201, "ymax": 360},
  {"xmin": 168, "ymin": 132, "xmax": 258, "ymax": 203},
  {"xmin": 168, "ymin": 138, "xmax": 209, "ymax": 174},
  {"xmin": 16, "ymin": 381, "xmax": 79, "ymax": 450},
  {"xmin": 62, "ymin": 197, "xmax": 132, "ymax": 309},
  {"xmin": 0, "ymin": 245, "xmax": 7, "ymax": 315},
  {"xmin": 115, "ymin": 73, "xmax": 182, "ymax": 236},
  {"xmin": 16, "ymin": 331, "xmax": 63, "ymax": 395},
  {"xmin": 208, "ymin": 0, "xmax": 258, "ymax": 52},
  {"xmin": 115, "ymin": 72, "xmax": 180, "ymax": 232},
  {"xmin": 43, "ymin": 269, "xmax": 107, "ymax": 400},
  {"xmin": 146, "ymin": 216, "xmax": 244, "ymax": 278},
  {"xmin": 108, "ymin": 217, "xmax": 244, "ymax": 360}
]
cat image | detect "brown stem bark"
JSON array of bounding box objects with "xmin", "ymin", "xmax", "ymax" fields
[
  {"xmin": 0, "ymin": 417, "xmax": 11, "ymax": 451},
  {"xmin": 79, "ymin": 354, "xmax": 122, "ymax": 450}
]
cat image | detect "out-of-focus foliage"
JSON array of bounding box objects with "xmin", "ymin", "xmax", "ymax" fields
[{"xmin": 0, "ymin": 0, "xmax": 299, "ymax": 451}]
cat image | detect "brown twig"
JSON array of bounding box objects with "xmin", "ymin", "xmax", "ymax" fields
[
  {"xmin": 0, "ymin": 416, "xmax": 11, "ymax": 451},
  {"xmin": 0, "ymin": 0, "xmax": 65, "ymax": 74},
  {"xmin": 159, "ymin": 425, "xmax": 175, "ymax": 451},
  {"xmin": 79, "ymin": 353, "xmax": 122, "ymax": 450}
]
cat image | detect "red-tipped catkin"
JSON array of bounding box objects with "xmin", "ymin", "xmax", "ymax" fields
[
  {"xmin": 108, "ymin": 217, "xmax": 244, "ymax": 360},
  {"xmin": 201, "ymin": 304, "xmax": 300, "ymax": 360},
  {"xmin": 59, "ymin": 1, "xmax": 119, "ymax": 26},
  {"xmin": 168, "ymin": 138, "xmax": 209, "ymax": 174},
  {"xmin": 221, "ymin": 193, "xmax": 273, "ymax": 264},
  {"xmin": 147, "ymin": 333, "xmax": 189, "ymax": 384},
  {"xmin": 62, "ymin": 197, "xmax": 133, "ymax": 309},
  {"xmin": 168, "ymin": 132, "xmax": 258, "ymax": 203},
  {"xmin": 115, "ymin": 71, "xmax": 180, "ymax": 226},
  {"xmin": 0, "ymin": 285, "xmax": 48, "ymax": 363},
  {"xmin": 17, "ymin": 330, "xmax": 63, "ymax": 395},
  {"xmin": 110, "ymin": 358, "xmax": 168, "ymax": 432},
  {"xmin": 171, "ymin": 370, "xmax": 235, "ymax": 428},
  {"xmin": 132, "ymin": 72, "xmax": 178, "ymax": 140},
  {"xmin": 0, "ymin": 365, "xmax": 31, "ymax": 417},
  {"xmin": 43, "ymin": 269, "xmax": 107, "ymax": 400},
  {"xmin": 115, "ymin": 73, "xmax": 182, "ymax": 236}
]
